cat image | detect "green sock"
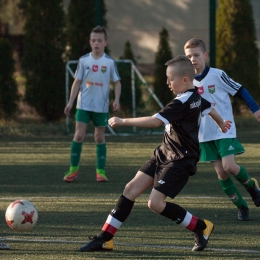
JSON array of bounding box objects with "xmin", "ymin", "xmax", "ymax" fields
[
  {"xmin": 218, "ymin": 176, "xmax": 248, "ymax": 208},
  {"xmin": 96, "ymin": 143, "xmax": 106, "ymax": 170},
  {"xmin": 70, "ymin": 140, "xmax": 82, "ymax": 167},
  {"xmin": 234, "ymin": 165, "xmax": 254, "ymax": 189}
]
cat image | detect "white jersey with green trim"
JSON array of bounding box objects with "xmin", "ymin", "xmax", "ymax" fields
[
  {"xmin": 193, "ymin": 67, "xmax": 242, "ymax": 142},
  {"xmin": 75, "ymin": 53, "xmax": 120, "ymax": 113}
]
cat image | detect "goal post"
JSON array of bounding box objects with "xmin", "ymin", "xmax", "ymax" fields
[{"xmin": 65, "ymin": 59, "xmax": 163, "ymax": 136}]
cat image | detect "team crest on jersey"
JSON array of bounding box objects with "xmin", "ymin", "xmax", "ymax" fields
[
  {"xmin": 92, "ymin": 65, "xmax": 98, "ymax": 72},
  {"xmin": 197, "ymin": 86, "xmax": 204, "ymax": 95},
  {"xmin": 101, "ymin": 66, "xmax": 107, "ymax": 73},
  {"xmin": 208, "ymin": 85, "xmax": 215, "ymax": 94}
]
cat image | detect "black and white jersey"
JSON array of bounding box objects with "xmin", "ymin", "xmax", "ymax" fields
[{"xmin": 153, "ymin": 88, "xmax": 212, "ymax": 165}]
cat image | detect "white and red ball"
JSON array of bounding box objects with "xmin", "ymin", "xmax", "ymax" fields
[{"xmin": 5, "ymin": 200, "xmax": 38, "ymax": 232}]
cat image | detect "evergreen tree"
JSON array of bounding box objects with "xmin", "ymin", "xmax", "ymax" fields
[
  {"xmin": 66, "ymin": 0, "xmax": 108, "ymax": 60},
  {"xmin": 153, "ymin": 27, "xmax": 173, "ymax": 108},
  {"xmin": 0, "ymin": 38, "xmax": 20, "ymax": 119},
  {"xmin": 21, "ymin": 0, "xmax": 66, "ymax": 121},
  {"xmin": 216, "ymin": 0, "xmax": 260, "ymax": 114},
  {"xmin": 118, "ymin": 41, "xmax": 143, "ymax": 114}
]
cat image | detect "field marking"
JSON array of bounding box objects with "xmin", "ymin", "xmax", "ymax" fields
[
  {"xmin": 1, "ymin": 237, "xmax": 260, "ymax": 255},
  {"xmin": 0, "ymin": 195, "xmax": 254, "ymax": 200}
]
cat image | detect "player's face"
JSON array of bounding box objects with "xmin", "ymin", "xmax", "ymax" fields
[
  {"xmin": 89, "ymin": 32, "xmax": 108, "ymax": 55},
  {"xmin": 184, "ymin": 47, "xmax": 208, "ymax": 74},
  {"xmin": 166, "ymin": 66, "xmax": 184, "ymax": 95}
]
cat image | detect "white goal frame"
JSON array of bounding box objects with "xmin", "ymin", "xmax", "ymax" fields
[{"xmin": 65, "ymin": 59, "xmax": 163, "ymax": 135}]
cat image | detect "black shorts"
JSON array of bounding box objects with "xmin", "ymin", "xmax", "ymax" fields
[{"xmin": 139, "ymin": 157, "xmax": 196, "ymax": 199}]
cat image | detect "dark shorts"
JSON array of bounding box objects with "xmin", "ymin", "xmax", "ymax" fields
[{"xmin": 139, "ymin": 157, "xmax": 196, "ymax": 199}]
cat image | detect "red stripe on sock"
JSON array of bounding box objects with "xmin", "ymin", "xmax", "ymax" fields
[
  {"xmin": 102, "ymin": 223, "xmax": 118, "ymax": 235},
  {"xmin": 186, "ymin": 215, "xmax": 198, "ymax": 231}
]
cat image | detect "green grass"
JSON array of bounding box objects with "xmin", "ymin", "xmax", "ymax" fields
[{"xmin": 0, "ymin": 121, "xmax": 260, "ymax": 259}]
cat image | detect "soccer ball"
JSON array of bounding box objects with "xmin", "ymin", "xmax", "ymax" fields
[{"xmin": 5, "ymin": 200, "xmax": 38, "ymax": 232}]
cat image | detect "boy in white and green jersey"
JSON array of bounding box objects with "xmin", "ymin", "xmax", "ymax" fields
[
  {"xmin": 64, "ymin": 26, "xmax": 121, "ymax": 182},
  {"xmin": 184, "ymin": 38, "xmax": 260, "ymax": 221}
]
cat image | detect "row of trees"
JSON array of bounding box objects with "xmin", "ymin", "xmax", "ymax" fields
[{"xmin": 0, "ymin": 0, "xmax": 259, "ymax": 121}]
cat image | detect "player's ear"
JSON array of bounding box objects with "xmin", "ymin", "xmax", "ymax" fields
[{"xmin": 204, "ymin": 51, "xmax": 209, "ymax": 60}]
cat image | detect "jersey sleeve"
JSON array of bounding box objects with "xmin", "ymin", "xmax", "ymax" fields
[
  {"xmin": 156, "ymin": 99, "xmax": 184, "ymax": 124},
  {"xmin": 74, "ymin": 60, "xmax": 84, "ymax": 80},
  {"xmin": 110, "ymin": 60, "xmax": 121, "ymax": 82},
  {"xmin": 219, "ymin": 71, "xmax": 242, "ymax": 96},
  {"xmin": 201, "ymin": 97, "xmax": 212, "ymax": 116}
]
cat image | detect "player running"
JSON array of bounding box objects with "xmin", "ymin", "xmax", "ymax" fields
[
  {"xmin": 184, "ymin": 38, "xmax": 260, "ymax": 221},
  {"xmin": 78, "ymin": 55, "xmax": 231, "ymax": 252}
]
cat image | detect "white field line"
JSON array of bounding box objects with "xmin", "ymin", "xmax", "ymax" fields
[
  {"xmin": 0, "ymin": 237, "xmax": 260, "ymax": 255},
  {"xmin": 0, "ymin": 195, "xmax": 254, "ymax": 200}
]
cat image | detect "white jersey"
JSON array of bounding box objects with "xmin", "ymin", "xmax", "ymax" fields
[
  {"xmin": 194, "ymin": 67, "xmax": 242, "ymax": 142},
  {"xmin": 75, "ymin": 53, "xmax": 120, "ymax": 113}
]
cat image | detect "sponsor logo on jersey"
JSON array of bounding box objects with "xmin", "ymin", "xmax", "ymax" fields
[
  {"xmin": 92, "ymin": 65, "xmax": 98, "ymax": 72},
  {"xmin": 86, "ymin": 81, "xmax": 103, "ymax": 87},
  {"xmin": 190, "ymin": 99, "xmax": 201, "ymax": 109},
  {"xmin": 101, "ymin": 66, "xmax": 107, "ymax": 73},
  {"xmin": 197, "ymin": 86, "xmax": 204, "ymax": 95},
  {"xmin": 208, "ymin": 85, "xmax": 215, "ymax": 94}
]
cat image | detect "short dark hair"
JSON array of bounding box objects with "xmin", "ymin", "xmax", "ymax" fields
[
  {"xmin": 184, "ymin": 38, "xmax": 207, "ymax": 52},
  {"xmin": 165, "ymin": 55, "xmax": 194, "ymax": 81},
  {"xmin": 91, "ymin": 26, "xmax": 107, "ymax": 40}
]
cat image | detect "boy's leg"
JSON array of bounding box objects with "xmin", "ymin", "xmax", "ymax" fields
[
  {"xmin": 159, "ymin": 201, "xmax": 214, "ymax": 252},
  {"xmin": 64, "ymin": 121, "xmax": 87, "ymax": 182},
  {"xmin": 212, "ymin": 160, "xmax": 249, "ymax": 220},
  {"xmin": 78, "ymin": 171, "xmax": 154, "ymax": 252},
  {"xmin": 94, "ymin": 127, "xmax": 107, "ymax": 181},
  {"xmin": 93, "ymin": 112, "xmax": 108, "ymax": 182},
  {"xmin": 229, "ymin": 164, "xmax": 260, "ymax": 207}
]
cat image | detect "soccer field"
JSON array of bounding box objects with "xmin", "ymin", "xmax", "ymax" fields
[{"xmin": 1, "ymin": 124, "xmax": 260, "ymax": 259}]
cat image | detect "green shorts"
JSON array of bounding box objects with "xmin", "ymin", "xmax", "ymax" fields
[
  {"xmin": 75, "ymin": 109, "xmax": 108, "ymax": 127},
  {"xmin": 200, "ymin": 138, "xmax": 245, "ymax": 162}
]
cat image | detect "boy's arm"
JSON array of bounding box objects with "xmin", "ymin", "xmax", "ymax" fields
[
  {"xmin": 236, "ymin": 87, "xmax": 260, "ymax": 122},
  {"xmin": 113, "ymin": 80, "xmax": 121, "ymax": 111},
  {"xmin": 109, "ymin": 116, "xmax": 163, "ymax": 128},
  {"xmin": 208, "ymin": 108, "xmax": 232, "ymax": 133},
  {"xmin": 64, "ymin": 78, "xmax": 81, "ymax": 116}
]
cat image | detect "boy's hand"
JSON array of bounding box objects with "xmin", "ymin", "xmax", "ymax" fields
[
  {"xmin": 219, "ymin": 120, "xmax": 232, "ymax": 133},
  {"xmin": 108, "ymin": 117, "xmax": 123, "ymax": 127},
  {"xmin": 253, "ymin": 110, "xmax": 260, "ymax": 122},
  {"xmin": 64, "ymin": 103, "xmax": 72, "ymax": 116},
  {"xmin": 113, "ymin": 100, "xmax": 120, "ymax": 111}
]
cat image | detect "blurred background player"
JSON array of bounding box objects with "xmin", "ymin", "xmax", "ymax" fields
[
  {"xmin": 78, "ymin": 56, "xmax": 231, "ymax": 253},
  {"xmin": 63, "ymin": 26, "xmax": 121, "ymax": 183},
  {"xmin": 184, "ymin": 38, "xmax": 260, "ymax": 221}
]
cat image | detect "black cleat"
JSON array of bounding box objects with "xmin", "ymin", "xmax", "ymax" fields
[
  {"xmin": 192, "ymin": 220, "xmax": 214, "ymax": 252},
  {"xmin": 78, "ymin": 235, "xmax": 113, "ymax": 252},
  {"xmin": 0, "ymin": 243, "xmax": 10, "ymax": 250},
  {"xmin": 237, "ymin": 205, "xmax": 249, "ymax": 221},
  {"xmin": 247, "ymin": 178, "xmax": 260, "ymax": 207}
]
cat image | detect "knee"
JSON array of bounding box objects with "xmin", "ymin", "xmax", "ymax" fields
[
  {"xmin": 147, "ymin": 199, "xmax": 160, "ymax": 213},
  {"xmin": 94, "ymin": 133, "xmax": 105, "ymax": 144},
  {"xmin": 74, "ymin": 132, "xmax": 85, "ymax": 142},
  {"xmin": 222, "ymin": 164, "xmax": 238, "ymax": 175}
]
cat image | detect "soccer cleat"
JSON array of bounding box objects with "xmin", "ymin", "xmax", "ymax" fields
[
  {"xmin": 0, "ymin": 243, "xmax": 10, "ymax": 250},
  {"xmin": 63, "ymin": 167, "xmax": 79, "ymax": 182},
  {"xmin": 237, "ymin": 205, "xmax": 249, "ymax": 221},
  {"xmin": 192, "ymin": 219, "xmax": 214, "ymax": 252},
  {"xmin": 78, "ymin": 235, "xmax": 113, "ymax": 252},
  {"xmin": 247, "ymin": 178, "xmax": 260, "ymax": 207},
  {"xmin": 96, "ymin": 169, "xmax": 108, "ymax": 182}
]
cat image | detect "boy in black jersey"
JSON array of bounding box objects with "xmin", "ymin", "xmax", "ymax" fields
[{"xmin": 78, "ymin": 55, "xmax": 231, "ymax": 252}]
